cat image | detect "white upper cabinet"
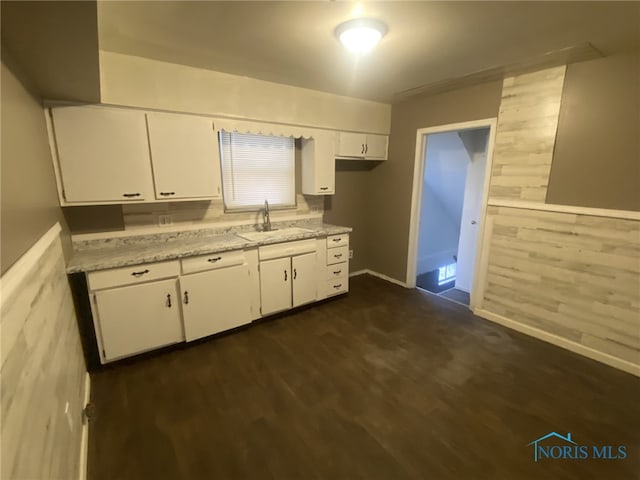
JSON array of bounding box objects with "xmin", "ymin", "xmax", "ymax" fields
[
  {"xmin": 335, "ymin": 132, "xmax": 388, "ymax": 160},
  {"xmin": 51, "ymin": 106, "xmax": 154, "ymax": 203},
  {"xmin": 146, "ymin": 112, "xmax": 222, "ymax": 200},
  {"xmin": 301, "ymin": 131, "xmax": 335, "ymax": 195}
]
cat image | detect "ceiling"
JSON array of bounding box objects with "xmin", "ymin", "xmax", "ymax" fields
[{"xmin": 98, "ymin": 1, "xmax": 640, "ymax": 103}]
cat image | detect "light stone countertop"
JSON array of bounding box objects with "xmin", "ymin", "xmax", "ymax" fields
[{"xmin": 66, "ymin": 223, "xmax": 352, "ymax": 273}]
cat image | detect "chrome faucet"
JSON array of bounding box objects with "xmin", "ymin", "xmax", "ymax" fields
[{"xmin": 263, "ymin": 199, "xmax": 272, "ymax": 231}]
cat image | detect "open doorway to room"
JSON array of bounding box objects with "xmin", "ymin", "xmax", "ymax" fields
[{"xmin": 406, "ymin": 119, "xmax": 496, "ymax": 309}]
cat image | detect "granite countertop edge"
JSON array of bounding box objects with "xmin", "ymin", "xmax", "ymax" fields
[{"xmin": 66, "ymin": 224, "xmax": 352, "ymax": 274}]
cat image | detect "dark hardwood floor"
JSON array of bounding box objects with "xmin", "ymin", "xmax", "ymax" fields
[{"xmin": 88, "ymin": 274, "xmax": 640, "ymax": 480}]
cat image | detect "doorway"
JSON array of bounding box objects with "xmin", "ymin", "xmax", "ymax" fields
[{"xmin": 406, "ymin": 119, "xmax": 496, "ymax": 310}]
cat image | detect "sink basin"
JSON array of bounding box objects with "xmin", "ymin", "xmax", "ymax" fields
[{"xmin": 236, "ymin": 227, "xmax": 314, "ymax": 242}]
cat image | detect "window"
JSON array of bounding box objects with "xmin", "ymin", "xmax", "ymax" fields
[
  {"xmin": 219, "ymin": 131, "xmax": 295, "ymax": 211},
  {"xmin": 438, "ymin": 263, "xmax": 456, "ymax": 285}
]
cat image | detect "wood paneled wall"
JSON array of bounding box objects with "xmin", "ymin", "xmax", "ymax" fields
[
  {"xmin": 1, "ymin": 227, "xmax": 87, "ymax": 479},
  {"xmin": 488, "ymin": 66, "xmax": 566, "ymax": 202},
  {"xmin": 480, "ymin": 206, "xmax": 640, "ymax": 366}
]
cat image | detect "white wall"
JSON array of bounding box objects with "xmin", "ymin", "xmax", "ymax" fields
[
  {"xmin": 99, "ymin": 51, "xmax": 391, "ymax": 134},
  {"xmin": 416, "ymin": 132, "xmax": 469, "ymax": 275}
]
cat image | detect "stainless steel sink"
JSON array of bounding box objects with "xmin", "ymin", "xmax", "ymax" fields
[{"xmin": 235, "ymin": 227, "xmax": 314, "ymax": 242}]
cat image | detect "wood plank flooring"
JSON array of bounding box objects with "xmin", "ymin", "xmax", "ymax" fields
[{"xmin": 88, "ymin": 274, "xmax": 640, "ymax": 480}]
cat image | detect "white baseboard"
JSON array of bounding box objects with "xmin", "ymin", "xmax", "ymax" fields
[
  {"xmin": 349, "ymin": 269, "xmax": 408, "ymax": 288},
  {"xmin": 78, "ymin": 373, "xmax": 91, "ymax": 480},
  {"xmin": 474, "ymin": 308, "xmax": 640, "ymax": 378}
]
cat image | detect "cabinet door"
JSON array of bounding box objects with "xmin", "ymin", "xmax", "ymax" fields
[
  {"xmin": 365, "ymin": 134, "xmax": 388, "ymax": 159},
  {"xmin": 52, "ymin": 106, "xmax": 153, "ymax": 203},
  {"xmin": 301, "ymin": 133, "xmax": 335, "ymax": 195},
  {"xmin": 292, "ymin": 252, "xmax": 317, "ymax": 307},
  {"xmin": 180, "ymin": 264, "xmax": 251, "ymax": 341},
  {"xmin": 95, "ymin": 279, "xmax": 183, "ymax": 361},
  {"xmin": 336, "ymin": 132, "xmax": 367, "ymax": 158},
  {"xmin": 147, "ymin": 112, "xmax": 222, "ymax": 200},
  {"xmin": 260, "ymin": 257, "xmax": 291, "ymax": 315}
]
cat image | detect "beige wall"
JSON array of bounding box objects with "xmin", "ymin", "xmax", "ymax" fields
[
  {"xmin": 366, "ymin": 80, "xmax": 504, "ymax": 281},
  {"xmin": 1, "ymin": 53, "xmax": 70, "ymax": 274},
  {"xmin": 547, "ymin": 52, "xmax": 640, "ymax": 211},
  {"xmin": 100, "ymin": 51, "xmax": 391, "ymax": 135}
]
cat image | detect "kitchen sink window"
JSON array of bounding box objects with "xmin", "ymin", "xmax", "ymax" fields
[{"xmin": 219, "ymin": 131, "xmax": 295, "ymax": 211}]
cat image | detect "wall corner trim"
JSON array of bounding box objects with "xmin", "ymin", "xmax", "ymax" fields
[
  {"xmin": 78, "ymin": 372, "xmax": 91, "ymax": 480},
  {"xmin": 1, "ymin": 222, "xmax": 62, "ymax": 301},
  {"xmin": 473, "ymin": 307, "xmax": 640, "ymax": 378}
]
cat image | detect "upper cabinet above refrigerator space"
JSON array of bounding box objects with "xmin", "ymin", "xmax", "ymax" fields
[{"xmin": 334, "ymin": 132, "xmax": 388, "ymax": 160}]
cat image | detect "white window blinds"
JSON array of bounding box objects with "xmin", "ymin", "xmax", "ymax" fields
[{"xmin": 219, "ymin": 131, "xmax": 295, "ymax": 210}]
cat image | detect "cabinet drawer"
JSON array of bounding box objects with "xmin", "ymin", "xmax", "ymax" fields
[
  {"xmin": 259, "ymin": 239, "xmax": 316, "ymax": 261},
  {"xmin": 327, "ymin": 234, "xmax": 349, "ymax": 249},
  {"xmin": 181, "ymin": 250, "xmax": 245, "ymax": 275},
  {"xmin": 326, "ymin": 277, "xmax": 348, "ymax": 296},
  {"xmin": 88, "ymin": 260, "xmax": 180, "ymax": 291},
  {"xmin": 327, "ymin": 262, "xmax": 348, "ymax": 280},
  {"xmin": 327, "ymin": 245, "xmax": 349, "ymax": 265}
]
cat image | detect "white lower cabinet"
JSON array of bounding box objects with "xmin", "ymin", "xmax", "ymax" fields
[
  {"xmin": 260, "ymin": 257, "xmax": 292, "ymax": 315},
  {"xmin": 94, "ymin": 278, "xmax": 183, "ymax": 362},
  {"xmin": 180, "ymin": 264, "xmax": 251, "ymax": 341},
  {"xmin": 292, "ymin": 252, "xmax": 317, "ymax": 307}
]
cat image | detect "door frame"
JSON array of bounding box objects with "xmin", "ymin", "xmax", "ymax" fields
[{"xmin": 405, "ymin": 118, "xmax": 497, "ymax": 310}]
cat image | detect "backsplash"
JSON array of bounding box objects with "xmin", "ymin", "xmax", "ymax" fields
[{"xmin": 122, "ymin": 194, "xmax": 324, "ymax": 231}]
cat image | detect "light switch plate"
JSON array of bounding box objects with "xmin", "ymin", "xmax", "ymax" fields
[{"xmin": 349, "ymin": 249, "xmax": 354, "ymax": 259}]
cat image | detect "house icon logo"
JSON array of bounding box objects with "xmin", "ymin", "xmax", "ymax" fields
[
  {"xmin": 527, "ymin": 432, "xmax": 576, "ymax": 462},
  {"xmin": 527, "ymin": 432, "xmax": 627, "ymax": 462}
]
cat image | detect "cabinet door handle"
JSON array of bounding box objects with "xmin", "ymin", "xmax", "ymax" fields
[
  {"xmin": 320, "ymin": 186, "xmax": 328, "ymax": 191},
  {"xmin": 365, "ymin": 144, "xmax": 368, "ymax": 154},
  {"xmin": 207, "ymin": 256, "xmax": 222, "ymax": 263},
  {"xmin": 122, "ymin": 193, "xmax": 141, "ymax": 198},
  {"xmin": 159, "ymin": 192, "xmax": 176, "ymax": 196},
  {"xmin": 183, "ymin": 291, "xmax": 189, "ymax": 305},
  {"xmin": 166, "ymin": 294, "xmax": 172, "ymax": 308},
  {"xmin": 333, "ymin": 270, "xmax": 342, "ymax": 275},
  {"xmin": 131, "ymin": 269, "xmax": 149, "ymax": 277},
  {"xmin": 293, "ymin": 268, "xmax": 297, "ymax": 280},
  {"xmin": 284, "ymin": 270, "xmax": 288, "ymax": 281},
  {"xmin": 361, "ymin": 143, "xmax": 365, "ymax": 154}
]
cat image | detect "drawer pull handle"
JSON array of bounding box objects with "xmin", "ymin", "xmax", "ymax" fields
[
  {"xmin": 183, "ymin": 291, "xmax": 189, "ymax": 305},
  {"xmin": 332, "ymin": 238, "xmax": 342, "ymax": 242},
  {"xmin": 131, "ymin": 269, "xmax": 149, "ymax": 277},
  {"xmin": 122, "ymin": 193, "xmax": 141, "ymax": 198},
  {"xmin": 333, "ymin": 284, "xmax": 342, "ymax": 289},
  {"xmin": 320, "ymin": 186, "xmax": 329, "ymax": 191},
  {"xmin": 207, "ymin": 257, "xmax": 222, "ymax": 263},
  {"xmin": 333, "ymin": 270, "xmax": 342, "ymax": 275},
  {"xmin": 159, "ymin": 191, "xmax": 176, "ymax": 196},
  {"xmin": 334, "ymin": 253, "xmax": 342, "ymax": 258},
  {"xmin": 166, "ymin": 294, "xmax": 172, "ymax": 308}
]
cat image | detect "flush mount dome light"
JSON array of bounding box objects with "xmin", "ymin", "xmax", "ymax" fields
[{"xmin": 336, "ymin": 18, "xmax": 387, "ymax": 54}]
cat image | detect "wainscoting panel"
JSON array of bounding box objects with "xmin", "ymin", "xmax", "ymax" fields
[
  {"xmin": 1, "ymin": 224, "xmax": 87, "ymax": 479},
  {"xmin": 489, "ymin": 66, "xmax": 566, "ymax": 202},
  {"xmin": 479, "ymin": 206, "xmax": 640, "ymax": 368}
]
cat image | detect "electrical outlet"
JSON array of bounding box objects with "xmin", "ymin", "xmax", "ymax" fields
[
  {"xmin": 64, "ymin": 401, "xmax": 73, "ymax": 431},
  {"xmin": 158, "ymin": 215, "xmax": 173, "ymax": 226},
  {"xmin": 349, "ymin": 249, "xmax": 354, "ymax": 259}
]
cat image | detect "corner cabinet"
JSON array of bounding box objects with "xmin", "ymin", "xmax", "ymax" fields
[
  {"xmin": 49, "ymin": 105, "xmax": 224, "ymax": 205},
  {"xmin": 335, "ymin": 132, "xmax": 388, "ymax": 160},
  {"xmin": 301, "ymin": 131, "xmax": 335, "ymax": 195},
  {"xmin": 51, "ymin": 106, "xmax": 155, "ymax": 203}
]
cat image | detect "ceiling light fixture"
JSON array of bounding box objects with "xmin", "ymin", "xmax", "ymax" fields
[{"xmin": 335, "ymin": 18, "xmax": 387, "ymax": 54}]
